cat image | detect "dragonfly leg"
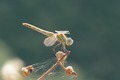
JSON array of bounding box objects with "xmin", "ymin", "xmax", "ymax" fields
[
  {"xmin": 61, "ymin": 44, "xmax": 68, "ymax": 53},
  {"xmin": 52, "ymin": 43, "xmax": 61, "ymax": 53}
]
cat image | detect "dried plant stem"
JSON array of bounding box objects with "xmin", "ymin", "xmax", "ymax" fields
[
  {"xmin": 59, "ymin": 62, "xmax": 66, "ymax": 71},
  {"xmin": 37, "ymin": 51, "xmax": 70, "ymax": 80}
]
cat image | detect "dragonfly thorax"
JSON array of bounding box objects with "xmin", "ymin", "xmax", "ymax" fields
[{"xmin": 57, "ymin": 34, "xmax": 67, "ymax": 44}]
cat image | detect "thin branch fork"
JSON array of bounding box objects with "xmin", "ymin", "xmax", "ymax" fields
[{"xmin": 37, "ymin": 51, "xmax": 70, "ymax": 80}]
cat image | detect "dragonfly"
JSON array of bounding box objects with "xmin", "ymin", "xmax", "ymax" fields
[
  {"xmin": 22, "ymin": 23, "xmax": 73, "ymax": 52},
  {"xmin": 21, "ymin": 51, "xmax": 77, "ymax": 80}
]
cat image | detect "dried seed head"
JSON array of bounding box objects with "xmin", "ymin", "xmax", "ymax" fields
[
  {"xmin": 55, "ymin": 51, "xmax": 67, "ymax": 65},
  {"xmin": 21, "ymin": 66, "xmax": 33, "ymax": 77},
  {"xmin": 65, "ymin": 66, "xmax": 77, "ymax": 77},
  {"xmin": 1, "ymin": 58, "xmax": 24, "ymax": 80}
]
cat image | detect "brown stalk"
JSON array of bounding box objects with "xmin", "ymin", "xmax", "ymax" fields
[{"xmin": 37, "ymin": 51, "xmax": 70, "ymax": 80}]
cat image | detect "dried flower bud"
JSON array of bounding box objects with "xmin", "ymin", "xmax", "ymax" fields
[
  {"xmin": 55, "ymin": 51, "xmax": 67, "ymax": 66},
  {"xmin": 65, "ymin": 66, "xmax": 77, "ymax": 77},
  {"xmin": 1, "ymin": 58, "xmax": 24, "ymax": 80},
  {"xmin": 21, "ymin": 66, "xmax": 33, "ymax": 77}
]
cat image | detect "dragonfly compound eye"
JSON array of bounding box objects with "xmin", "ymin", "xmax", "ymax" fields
[{"xmin": 66, "ymin": 38, "xmax": 73, "ymax": 46}]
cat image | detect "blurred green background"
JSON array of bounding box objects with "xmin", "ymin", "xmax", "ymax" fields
[{"xmin": 0, "ymin": 0, "xmax": 120, "ymax": 80}]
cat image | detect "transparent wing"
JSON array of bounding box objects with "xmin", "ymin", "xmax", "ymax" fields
[
  {"xmin": 44, "ymin": 34, "xmax": 57, "ymax": 47},
  {"xmin": 23, "ymin": 23, "xmax": 54, "ymax": 37},
  {"xmin": 55, "ymin": 30, "xmax": 70, "ymax": 34}
]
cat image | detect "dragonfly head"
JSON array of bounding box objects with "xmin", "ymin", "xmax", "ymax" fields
[{"xmin": 66, "ymin": 37, "xmax": 73, "ymax": 46}]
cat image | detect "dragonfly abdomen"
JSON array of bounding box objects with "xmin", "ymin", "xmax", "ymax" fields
[{"xmin": 22, "ymin": 23, "xmax": 54, "ymax": 37}]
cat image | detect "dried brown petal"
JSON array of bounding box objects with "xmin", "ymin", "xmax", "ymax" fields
[
  {"xmin": 21, "ymin": 66, "xmax": 33, "ymax": 77},
  {"xmin": 65, "ymin": 66, "xmax": 77, "ymax": 77}
]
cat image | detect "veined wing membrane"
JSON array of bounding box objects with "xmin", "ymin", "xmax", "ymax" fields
[
  {"xmin": 22, "ymin": 23, "xmax": 54, "ymax": 37},
  {"xmin": 55, "ymin": 30, "xmax": 70, "ymax": 34},
  {"xmin": 44, "ymin": 34, "xmax": 57, "ymax": 47}
]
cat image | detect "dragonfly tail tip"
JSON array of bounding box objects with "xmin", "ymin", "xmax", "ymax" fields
[{"xmin": 22, "ymin": 23, "xmax": 28, "ymax": 25}]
